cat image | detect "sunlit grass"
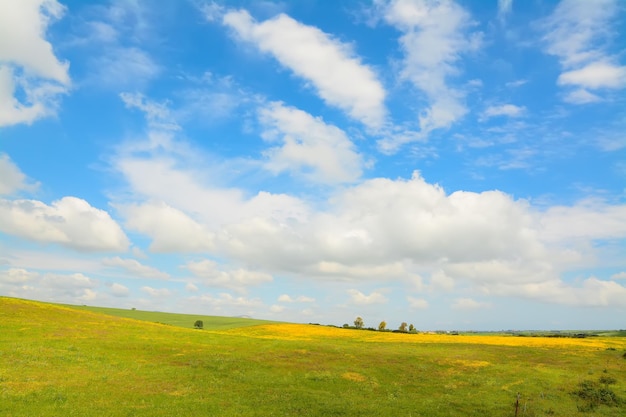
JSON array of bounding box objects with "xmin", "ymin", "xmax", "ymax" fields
[{"xmin": 1, "ymin": 297, "xmax": 625, "ymax": 416}]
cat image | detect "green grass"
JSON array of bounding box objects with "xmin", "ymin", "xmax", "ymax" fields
[
  {"xmin": 1, "ymin": 296, "xmax": 625, "ymax": 416},
  {"xmin": 60, "ymin": 303, "xmax": 279, "ymax": 330}
]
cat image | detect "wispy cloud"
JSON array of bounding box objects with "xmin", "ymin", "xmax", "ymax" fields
[
  {"xmin": 539, "ymin": 0, "xmax": 626, "ymax": 102},
  {"xmin": 221, "ymin": 9, "xmax": 387, "ymax": 129},
  {"xmin": 377, "ymin": 0, "xmax": 482, "ymax": 151},
  {"xmin": 480, "ymin": 104, "xmax": 526, "ymax": 121}
]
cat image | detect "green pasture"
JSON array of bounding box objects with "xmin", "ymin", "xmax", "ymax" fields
[
  {"xmin": 1, "ymin": 297, "xmax": 625, "ymax": 416},
  {"xmin": 60, "ymin": 303, "xmax": 278, "ymax": 330}
]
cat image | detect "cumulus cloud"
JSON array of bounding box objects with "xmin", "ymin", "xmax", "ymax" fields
[
  {"xmin": 347, "ymin": 289, "xmax": 388, "ymax": 305},
  {"xmin": 0, "ymin": 154, "xmax": 38, "ymax": 195},
  {"xmin": 119, "ymin": 201, "xmax": 214, "ymax": 253},
  {"xmin": 515, "ymin": 277, "xmax": 626, "ymax": 307},
  {"xmin": 102, "ymin": 256, "xmax": 170, "ymax": 279},
  {"xmin": 558, "ymin": 61, "xmax": 626, "ymax": 89},
  {"xmin": 0, "ymin": 196, "xmax": 129, "ymax": 252},
  {"xmin": 0, "ymin": 0, "xmax": 70, "ymax": 126},
  {"xmin": 0, "ymin": 268, "xmax": 99, "ymax": 303},
  {"xmin": 377, "ymin": 0, "xmax": 482, "ymax": 151},
  {"xmin": 222, "ymin": 9, "xmax": 386, "ymax": 128},
  {"xmin": 108, "ymin": 282, "xmax": 130, "ymax": 297},
  {"xmin": 183, "ymin": 292, "xmax": 264, "ymax": 317},
  {"xmin": 185, "ymin": 259, "xmax": 273, "ymax": 292},
  {"xmin": 538, "ymin": 200, "xmax": 626, "ymax": 242},
  {"xmin": 563, "ymin": 88, "xmax": 601, "ymax": 104},
  {"xmin": 540, "ymin": 0, "xmax": 626, "ymax": 101},
  {"xmin": 140, "ymin": 286, "xmax": 172, "ymax": 298},
  {"xmin": 259, "ymin": 102, "xmax": 364, "ymax": 183},
  {"xmin": 277, "ymin": 294, "xmax": 315, "ymax": 303}
]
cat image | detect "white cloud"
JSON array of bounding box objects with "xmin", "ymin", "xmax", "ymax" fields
[
  {"xmin": 558, "ymin": 61, "xmax": 626, "ymax": 89},
  {"xmin": 140, "ymin": 286, "xmax": 172, "ymax": 298},
  {"xmin": 407, "ymin": 296, "xmax": 429, "ymax": 310},
  {"xmin": 183, "ymin": 292, "xmax": 264, "ymax": 316},
  {"xmin": 347, "ymin": 289, "xmax": 388, "ymax": 305},
  {"xmin": 91, "ymin": 47, "xmax": 160, "ymax": 89},
  {"xmin": 259, "ymin": 102, "xmax": 364, "ymax": 183},
  {"xmin": 540, "ymin": 0, "xmax": 626, "ymax": 101},
  {"xmin": 0, "ymin": 268, "xmax": 100, "ymax": 303},
  {"xmin": 0, "ymin": 154, "xmax": 38, "ymax": 195},
  {"xmin": 0, "ymin": 0, "xmax": 70, "ymax": 126},
  {"xmin": 611, "ymin": 272, "xmax": 626, "ymax": 280},
  {"xmin": 270, "ymin": 304, "xmax": 285, "ymax": 313},
  {"xmin": 0, "ymin": 197, "xmax": 129, "ymax": 252},
  {"xmin": 505, "ymin": 79, "xmax": 527, "ymax": 88},
  {"xmin": 222, "ymin": 10, "xmax": 386, "ymax": 128},
  {"xmin": 481, "ymin": 104, "xmax": 526, "ymax": 120},
  {"xmin": 377, "ymin": 0, "xmax": 481, "ymax": 150},
  {"xmin": 109, "ymin": 282, "xmax": 130, "ymax": 297},
  {"xmin": 563, "ymin": 88, "xmax": 601, "ymax": 104},
  {"xmin": 452, "ymin": 298, "xmax": 490, "ymax": 310},
  {"xmin": 102, "ymin": 256, "xmax": 170, "ymax": 279},
  {"xmin": 278, "ymin": 294, "xmax": 315, "ymax": 303},
  {"xmin": 497, "ymin": 0, "xmax": 513, "ymax": 22},
  {"xmin": 119, "ymin": 201, "xmax": 214, "ymax": 253},
  {"xmin": 515, "ymin": 277, "xmax": 626, "ymax": 307},
  {"xmin": 538, "ymin": 200, "xmax": 626, "ymax": 242},
  {"xmin": 185, "ymin": 259, "xmax": 273, "ymax": 292},
  {"xmin": 120, "ymin": 92, "xmax": 180, "ymax": 131}
]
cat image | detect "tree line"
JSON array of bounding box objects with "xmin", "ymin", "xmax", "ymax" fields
[{"xmin": 344, "ymin": 316, "xmax": 417, "ymax": 333}]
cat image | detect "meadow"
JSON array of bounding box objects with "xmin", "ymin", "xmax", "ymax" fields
[{"xmin": 1, "ymin": 297, "xmax": 625, "ymax": 416}]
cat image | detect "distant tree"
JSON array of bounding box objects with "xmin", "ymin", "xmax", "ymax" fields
[
  {"xmin": 378, "ymin": 321, "xmax": 387, "ymax": 331},
  {"xmin": 354, "ymin": 316, "xmax": 364, "ymax": 329},
  {"xmin": 342, "ymin": 323, "xmax": 350, "ymax": 329},
  {"xmin": 399, "ymin": 322, "xmax": 408, "ymax": 332},
  {"xmin": 194, "ymin": 320, "xmax": 204, "ymax": 329},
  {"xmin": 409, "ymin": 324, "xmax": 415, "ymax": 332}
]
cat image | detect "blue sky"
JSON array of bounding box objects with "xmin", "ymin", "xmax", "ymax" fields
[{"xmin": 1, "ymin": 0, "xmax": 625, "ymax": 330}]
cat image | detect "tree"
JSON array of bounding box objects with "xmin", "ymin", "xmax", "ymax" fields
[
  {"xmin": 399, "ymin": 322, "xmax": 408, "ymax": 332},
  {"xmin": 354, "ymin": 316, "xmax": 364, "ymax": 329},
  {"xmin": 194, "ymin": 320, "xmax": 204, "ymax": 329},
  {"xmin": 378, "ymin": 321, "xmax": 387, "ymax": 331},
  {"xmin": 409, "ymin": 324, "xmax": 415, "ymax": 332}
]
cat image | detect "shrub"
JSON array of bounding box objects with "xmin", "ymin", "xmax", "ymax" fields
[
  {"xmin": 573, "ymin": 379, "xmax": 621, "ymax": 411},
  {"xmin": 194, "ymin": 320, "xmax": 204, "ymax": 329}
]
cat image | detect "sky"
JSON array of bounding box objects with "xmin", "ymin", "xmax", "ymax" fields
[{"xmin": 1, "ymin": 0, "xmax": 625, "ymax": 331}]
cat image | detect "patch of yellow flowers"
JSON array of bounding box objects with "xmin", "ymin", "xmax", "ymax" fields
[{"xmin": 224, "ymin": 323, "xmax": 626, "ymax": 350}]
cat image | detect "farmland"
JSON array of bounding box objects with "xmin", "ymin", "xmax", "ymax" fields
[{"xmin": 1, "ymin": 297, "xmax": 625, "ymax": 416}]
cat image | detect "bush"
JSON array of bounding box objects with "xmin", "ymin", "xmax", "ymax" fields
[
  {"xmin": 194, "ymin": 320, "xmax": 204, "ymax": 329},
  {"xmin": 573, "ymin": 379, "xmax": 621, "ymax": 411}
]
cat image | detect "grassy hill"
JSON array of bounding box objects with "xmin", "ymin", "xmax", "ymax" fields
[
  {"xmin": 1, "ymin": 296, "xmax": 625, "ymax": 416},
  {"xmin": 60, "ymin": 303, "xmax": 278, "ymax": 330}
]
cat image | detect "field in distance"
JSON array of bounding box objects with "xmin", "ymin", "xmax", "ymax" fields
[
  {"xmin": 60, "ymin": 302, "xmax": 279, "ymax": 330},
  {"xmin": 1, "ymin": 296, "xmax": 625, "ymax": 416}
]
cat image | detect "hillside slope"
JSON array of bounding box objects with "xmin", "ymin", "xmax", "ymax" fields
[{"xmin": 1, "ymin": 297, "xmax": 625, "ymax": 417}]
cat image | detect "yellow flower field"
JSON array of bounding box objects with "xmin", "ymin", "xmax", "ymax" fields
[{"xmin": 223, "ymin": 323, "xmax": 626, "ymax": 350}]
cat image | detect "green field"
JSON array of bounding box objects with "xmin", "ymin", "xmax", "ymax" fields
[
  {"xmin": 1, "ymin": 297, "xmax": 625, "ymax": 416},
  {"xmin": 60, "ymin": 303, "xmax": 279, "ymax": 330}
]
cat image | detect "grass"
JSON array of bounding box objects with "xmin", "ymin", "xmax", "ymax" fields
[
  {"xmin": 59, "ymin": 303, "xmax": 278, "ymax": 330},
  {"xmin": 1, "ymin": 296, "xmax": 625, "ymax": 416}
]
